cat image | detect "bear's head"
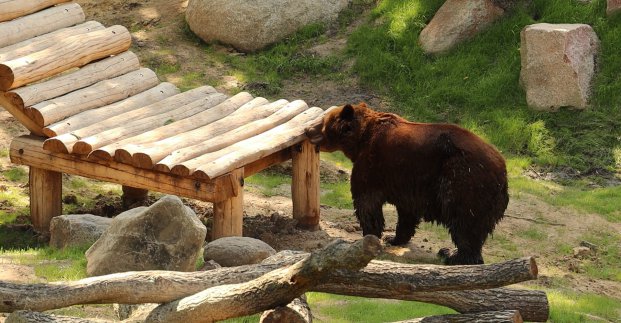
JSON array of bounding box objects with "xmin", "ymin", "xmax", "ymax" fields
[{"xmin": 305, "ymin": 102, "xmax": 370, "ymax": 160}]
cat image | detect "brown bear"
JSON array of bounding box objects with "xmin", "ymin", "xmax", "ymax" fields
[{"xmin": 306, "ymin": 103, "xmax": 509, "ymax": 265}]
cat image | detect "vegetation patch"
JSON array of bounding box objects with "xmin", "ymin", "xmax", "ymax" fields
[{"xmin": 546, "ymin": 290, "xmax": 621, "ymax": 322}]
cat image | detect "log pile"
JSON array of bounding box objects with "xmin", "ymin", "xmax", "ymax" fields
[{"xmin": 0, "ymin": 236, "xmax": 549, "ymax": 322}]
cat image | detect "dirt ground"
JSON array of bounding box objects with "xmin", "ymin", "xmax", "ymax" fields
[{"xmin": 1, "ymin": 1, "xmax": 621, "ymax": 321}]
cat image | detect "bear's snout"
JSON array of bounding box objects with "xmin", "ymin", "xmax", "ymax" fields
[{"xmin": 305, "ymin": 124, "xmax": 324, "ymax": 145}]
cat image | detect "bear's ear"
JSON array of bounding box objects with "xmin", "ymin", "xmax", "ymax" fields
[{"xmin": 340, "ymin": 104, "xmax": 355, "ymax": 120}]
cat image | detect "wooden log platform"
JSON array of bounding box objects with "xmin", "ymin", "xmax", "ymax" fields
[{"xmin": 0, "ymin": 0, "xmax": 324, "ymax": 238}]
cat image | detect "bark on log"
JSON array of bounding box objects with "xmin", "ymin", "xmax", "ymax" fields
[
  {"xmin": 144, "ymin": 236, "xmax": 382, "ymax": 323},
  {"xmin": 157, "ymin": 99, "xmax": 304, "ymax": 174},
  {"xmin": 42, "ymin": 82, "xmax": 179, "ymax": 142},
  {"xmin": 0, "ymin": 3, "xmax": 84, "ymax": 48},
  {"xmin": 27, "ymin": 68, "xmax": 159, "ymax": 127},
  {"xmin": 394, "ymin": 310, "xmax": 523, "ymax": 323},
  {"xmin": 0, "ymin": 0, "xmax": 72, "ymax": 22},
  {"xmin": 8, "ymin": 51, "xmax": 140, "ymax": 111},
  {"xmin": 0, "ymin": 21, "xmax": 104, "ymax": 63},
  {"xmin": 43, "ymin": 86, "xmax": 214, "ymax": 154},
  {"xmin": 0, "ymin": 254, "xmax": 542, "ymax": 318},
  {"xmin": 260, "ymin": 296, "xmax": 312, "ymax": 323},
  {"xmin": 192, "ymin": 107, "xmax": 324, "ymax": 179},
  {"xmin": 107, "ymin": 92, "xmax": 259, "ymax": 166},
  {"xmin": 0, "ymin": 25, "xmax": 131, "ymax": 90},
  {"xmin": 74, "ymin": 92, "xmax": 228, "ymax": 156},
  {"xmin": 6, "ymin": 310, "xmax": 111, "ymax": 323}
]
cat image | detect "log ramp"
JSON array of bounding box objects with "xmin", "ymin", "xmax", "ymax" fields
[
  {"xmin": 0, "ymin": 0, "xmax": 325, "ymax": 238},
  {"xmin": 0, "ymin": 1, "xmax": 549, "ymax": 322}
]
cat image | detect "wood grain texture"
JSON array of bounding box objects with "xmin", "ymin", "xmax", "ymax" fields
[
  {"xmin": 0, "ymin": 25, "xmax": 131, "ymax": 90},
  {"xmin": 291, "ymin": 140, "xmax": 320, "ymax": 230},
  {"xmin": 0, "ymin": 3, "xmax": 84, "ymax": 48},
  {"xmin": 0, "ymin": 21, "xmax": 104, "ymax": 62},
  {"xmin": 28, "ymin": 166, "xmax": 62, "ymax": 233},
  {"xmin": 394, "ymin": 310, "xmax": 523, "ymax": 323},
  {"xmin": 8, "ymin": 51, "xmax": 140, "ymax": 110},
  {"xmin": 0, "ymin": 0, "xmax": 71, "ymax": 22},
  {"xmin": 75, "ymin": 92, "xmax": 227, "ymax": 157},
  {"xmin": 0, "ymin": 92, "xmax": 43, "ymax": 135},
  {"xmin": 27, "ymin": 68, "xmax": 159, "ymax": 127},
  {"xmin": 42, "ymin": 82, "xmax": 179, "ymax": 139},
  {"xmin": 10, "ymin": 135, "xmax": 237, "ymax": 203},
  {"xmin": 212, "ymin": 168, "xmax": 244, "ymax": 239}
]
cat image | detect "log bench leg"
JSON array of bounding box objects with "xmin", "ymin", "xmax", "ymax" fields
[
  {"xmin": 212, "ymin": 168, "xmax": 244, "ymax": 240},
  {"xmin": 29, "ymin": 166, "xmax": 62, "ymax": 233},
  {"xmin": 291, "ymin": 140, "xmax": 320, "ymax": 230}
]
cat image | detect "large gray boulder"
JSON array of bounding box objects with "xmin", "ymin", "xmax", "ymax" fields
[
  {"xmin": 419, "ymin": 0, "xmax": 506, "ymax": 54},
  {"xmin": 49, "ymin": 214, "xmax": 112, "ymax": 249},
  {"xmin": 85, "ymin": 195, "xmax": 206, "ymax": 276},
  {"xmin": 520, "ymin": 23, "xmax": 599, "ymax": 111},
  {"xmin": 204, "ymin": 236, "xmax": 276, "ymax": 267},
  {"xmin": 185, "ymin": 0, "xmax": 349, "ymax": 52}
]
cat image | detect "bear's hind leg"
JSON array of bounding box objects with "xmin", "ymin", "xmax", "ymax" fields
[
  {"xmin": 354, "ymin": 193, "xmax": 386, "ymax": 238},
  {"xmin": 439, "ymin": 228, "xmax": 486, "ymax": 265},
  {"xmin": 386, "ymin": 205, "xmax": 421, "ymax": 245}
]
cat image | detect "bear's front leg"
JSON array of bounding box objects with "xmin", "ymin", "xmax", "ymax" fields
[{"xmin": 353, "ymin": 193, "xmax": 385, "ymax": 239}]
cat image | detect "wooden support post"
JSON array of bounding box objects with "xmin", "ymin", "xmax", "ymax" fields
[
  {"xmin": 121, "ymin": 186, "xmax": 148, "ymax": 209},
  {"xmin": 29, "ymin": 166, "xmax": 62, "ymax": 233},
  {"xmin": 212, "ymin": 168, "xmax": 244, "ymax": 239},
  {"xmin": 291, "ymin": 140, "xmax": 320, "ymax": 230}
]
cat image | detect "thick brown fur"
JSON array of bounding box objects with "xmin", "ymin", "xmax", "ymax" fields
[{"xmin": 306, "ymin": 103, "xmax": 509, "ymax": 265}]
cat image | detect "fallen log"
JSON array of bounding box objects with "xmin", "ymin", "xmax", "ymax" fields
[
  {"xmin": 0, "ymin": 254, "xmax": 544, "ymax": 321},
  {"xmin": 0, "ymin": 21, "xmax": 104, "ymax": 63},
  {"xmin": 394, "ymin": 310, "xmax": 523, "ymax": 323},
  {"xmin": 144, "ymin": 236, "xmax": 382, "ymax": 322},
  {"xmin": 74, "ymin": 92, "xmax": 228, "ymax": 156},
  {"xmin": 42, "ymin": 82, "xmax": 179, "ymax": 142},
  {"xmin": 8, "ymin": 51, "xmax": 140, "ymax": 111},
  {"xmin": 27, "ymin": 68, "xmax": 159, "ymax": 127},
  {"xmin": 0, "ymin": 0, "xmax": 72, "ymax": 23},
  {"xmin": 0, "ymin": 3, "xmax": 84, "ymax": 48},
  {"xmin": 260, "ymin": 296, "xmax": 312, "ymax": 323},
  {"xmin": 5, "ymin": 310, "xmax": 111, "ymax": 323},
  {"xmin": 0, "ymin": 25, "xmax": 131, "ymax": 90},
  {"xmin": 44, "ymin": 86, "xmax": 215, "ymax": 154}
]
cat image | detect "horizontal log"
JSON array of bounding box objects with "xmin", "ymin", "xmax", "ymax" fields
[
  {"xmin": 128, "ymin": 97, "xmax": 283, "ymax": 169},
  {"xmin": 0, "ymin": 21, "xmax": 104, "ymax": 63},
  {"xmin": 168, "ymin": 100, "xmax": 312, "ymax": 176},
  {"xmin": 107, "ymin": 92, "xmax": 255, "ymax": 165},
  {"xmin": 395, "ymin": 310, "xmax": 523, "ymax": 323},
  {"xmin": 0, "ymin": 3, "xmax": 84, "ymax": 48},
  {"xmin": 6, "ymin": 310, "xmax": 112, "ymax": 323},
  {"xmin": 0, "ymin": 25, "xmax": 132, "ymax": 90},
  {"xmin": 27, "ymin": 68, "xmax": 159, "ymax": 127},
  {"xmin": 0, "ymin": 0, "xmax": 71, "ymax": 22},
  {"xmin": 193, "ymin": 107, "xmax": 324, "ymax": 179},
  {"xmin": 0, "ymin": 252, "xmax": 547, "ymax": 321},
  {"xmin": 74, "ymin": 92, "xmax": 228, "ymax": 156},
  {"xmin": 43, "ymin": 82, "xmax": 179, "ymax": 140},
  {"xmin": 260, "ymin": 296, "xmax": 312, "ymax": 323},
  {"xmin": 155, "ymin": 99, "xmax": 290, "ymax": 173},
  {"xmin": 44, "ymin": 86, "xmax": 216, "ymax": 154},
  {"xmin": 7, "ymin": 51, "xmax": 140, "ymax": 110},
  {"xmin": 9, "ymin": 135, "xmax": 238, "ymax": 203}
]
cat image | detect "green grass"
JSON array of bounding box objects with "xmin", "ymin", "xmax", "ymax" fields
[
  {"xmin": 245, "ymin": 172, "xmax": 290, "ymax": 197},
  {"xmin": 347, "ymin": 0, "xmax": 621, "ymax": 172},
  {"xmin": 547, "ymin": 290, "xmax": 621, "ymax": 322},
  {"xmin": 0, "ymin": 148, "xmax": 8, "ymax": 157},
  {"xmin": 2, "ymin": 167, "xmax": 27, "ymax": 182},
  {"xmin": 577, "ymin": 231, "xmax": 621, "ymax": 282},
  {"xmin": 1, "ymin": 246, "xmax": 89, "ymax": 281},
  {"xmin": 517, "ymin": 226, "xmax": 547, "ymax": 241},
  {"xmin": 308, "ymin": 292, "xmax": 456, "ymax": 322}
]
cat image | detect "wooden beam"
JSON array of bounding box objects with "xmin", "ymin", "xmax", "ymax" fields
[
  {"xmin": 243, "ymin": 149, "xmax": 292, "ymax": 178},
  {"xmin": 29, "ymin": 166, "xmax": 62, "ymax": 233},
  {"xmin": 212, "ymin": 168, "xmax": 244, "ymax": 239},
  {"xmin": 0, "ymin": 92, "xmax": 44, "ymax": 136},
  {"xmin": 10, "ymin": 135, "xmax": 235, "ymax": 203},
  {"xmin": 0, "ymin": 25, "xmax": 132, "ymax": 91},
  {"xmin": 0, "ymin": 0, "xmax": 72, "ymax": 22},
  {"xmin": 291, "ymin": 140, "xmax": 320, "ymax": 230},
  {"xmin": 0, "ymin": 3, "xmax": 84, "ymax": 48},
  {"xmin": 0, "ymin": 21, "xmax": 104, "ymax": 63},
  {"xmin": 7, "ymin": 51, "xmax": 140, "ymax": 111},
  {"xmin": 27, "ymin": 68, "xmax": 160, "ymax": 127}
]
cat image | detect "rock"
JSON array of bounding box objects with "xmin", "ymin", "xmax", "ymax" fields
[
  {"xmin": 609, "ymin": 0, "xmax": 621, "ymax": 15},
  {"xmin": 573, "ymin": 246, "xmax": 592, "ymax": 258},
  {"xmin": 49, "ymin": 214, "xmax": 112, "ymax": 249},
  {"xmin": 199, "ymin": 259, "xmax": 222, "ymax": 271},
  {"xmin": 419, "ymin": 0, "xmax": 506, "ymax": 54},
  {"xmin": 85, "ymin": 195, "xmax": 206, "ymax": 276},
  {"xmin": 579, "ymin": 240, "xmax": 598, "ymax": 251},
  {"xmin": 185, "ymin": 0, "xmax": 349, "ymax": 52},
  {"xmin": 204, "ymin": 236, "xmax": 276, "ymax": 267},
  {"xmin": 520, "ymin": 23, "xmax": 599, "ymax": 111}
]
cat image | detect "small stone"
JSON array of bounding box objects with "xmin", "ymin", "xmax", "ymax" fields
[
  {"xmin": 579, "ymin": 240, "xmax": 598, "ymax": 252},
  {"xmin": 199, "ymin": 260, "xmax": 221, "ymax": 271},
  {"xmin": 50, "ymin": 214, "xmax": 112, "ymax": 249},
  {"xmin": 204, "ymin": 237, "xmax": 276, "ymax": 267},
  {"xmin": 573, "ymin": 246, "xmax": 592, "ymax": 258}
]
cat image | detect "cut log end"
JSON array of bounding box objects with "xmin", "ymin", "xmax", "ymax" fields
[
  {"xmin": 193, "ymin": 169, "xmax": 210, "ymax": 180},
  {"xmin": 4, "ymin": 92, "xmax": 24, "ymax": 110},
  {"xmin": 153, "ymin": 163, "xmax": 172, "ymax": 173},
  {"xmin": 132, "ymin": 152, "xmax": 154, "ymax": 169},
  {"xmin": 170, "ymin": 164, "xmax": 191, "ymax": 177},
  {"xmin": 72, "ymin": 141, "xmax": 95, "ymax": 155},
  {"xmin": 114, "ymin": 149, "xmax": 133, "ymax": 164},
  {"xmin": 87, "ymin": 149, "xmax": 113, "ymax": 161},
  {"xmin": 41, "ymin": 127, "xmax": 58, "ymax": 138},
  {"xmin": 529, "ymin": 256, "xmax": 538, "ymax": 277},
  {"xmin": 25, "ymin": 107, "xmax": 45, "ymax": 128},
  {"xmin": 0, "ymin": 64, "xmax": 15, "ymax": 91},
  {"xmin": 42, "ymin": 138, "xmax": 71, "ymax": 154}
]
